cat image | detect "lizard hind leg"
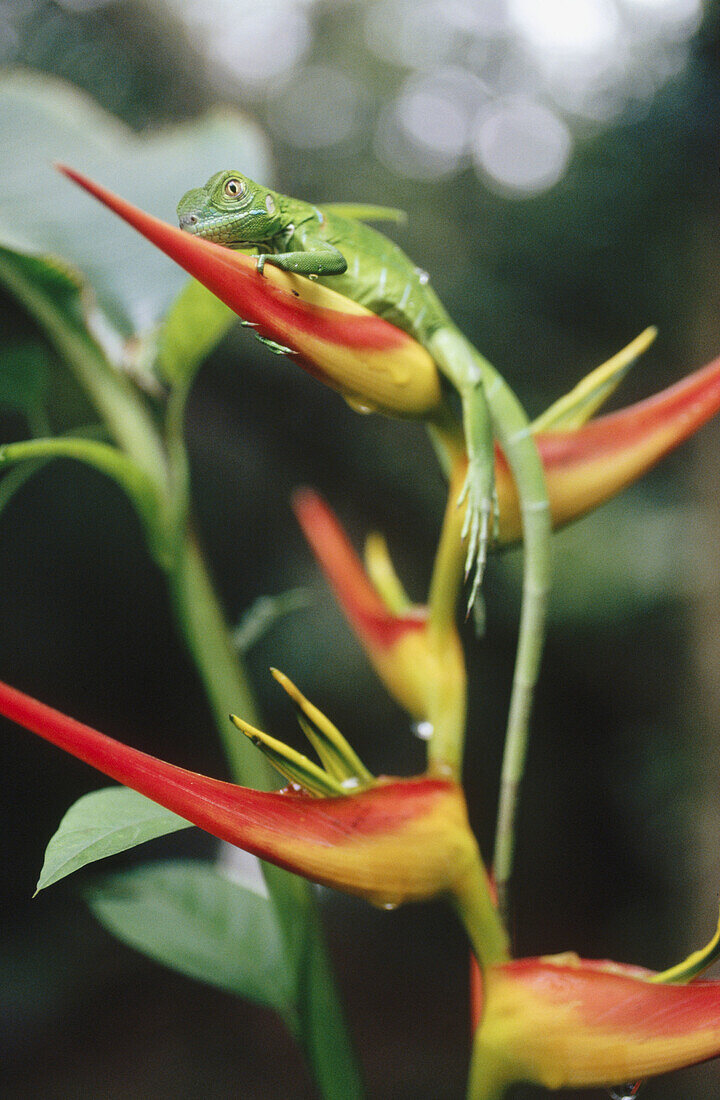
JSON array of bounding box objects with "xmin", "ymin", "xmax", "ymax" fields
[
  {"xmin": 457, "ymin": 404, "xmax": 496, "ymax": 612},
  {"xmin": 428, "ymin": 327, "xmax": 496, "ymax": 611}
]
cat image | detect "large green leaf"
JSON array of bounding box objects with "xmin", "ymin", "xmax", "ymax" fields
[
  {"xmin": 36, "ymin": 787, "xmax": 191, "ymax": 893},
  {"xmin": 0, "ymin": 70, "xmax": 270, "ymax": 335},
  {"xmin": 86, "ymin": 859, "xmax": 296, "ymax": 1019}
]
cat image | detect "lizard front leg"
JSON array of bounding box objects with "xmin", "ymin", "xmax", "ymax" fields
[{"xmin": 256, "ymin": 242, "xmax": 348, "ymax": 277}]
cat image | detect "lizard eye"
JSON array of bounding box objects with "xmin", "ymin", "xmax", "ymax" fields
[{"xmin": 223, "ymin": 178, "xmax": 246, "ymax": 199}]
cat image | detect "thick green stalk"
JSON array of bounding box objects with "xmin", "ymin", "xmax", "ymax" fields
[
  {"xmin": 453, "ymin": 867, "xmax": 510, "ymax": 975},
  {"xmin": 167, "ymin": 528, "xmax": 271, "ymax": 783},
  {"xmin": 428, "ymin": 368, "xmax": 551, "ymax": 916},
  {"xmin": 167, "ymin": 527, "xmax": 363, "ymax": 1099}
]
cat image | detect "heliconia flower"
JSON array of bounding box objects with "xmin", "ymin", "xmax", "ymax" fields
[
  {"xmin": 55, "ymin": 165, "xmax": 442, "ymax": 419},
  {"xmin": 496, "ymin": 347, "xmax": 720, "ymax": 545},
  {"xmin": 292, "ymin": 488, "xmax": 466, "ymax": 735},
  {"xmin": 0, "ymin": 674, "xmax": 481, "ymax": 909},
  {"xmin": 468, "ymin": 952, "xmax": 720, "ymax": 1097}
]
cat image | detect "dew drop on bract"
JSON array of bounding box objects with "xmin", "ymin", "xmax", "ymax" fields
[
  {"xmin": 341, "ymin": 776, "xmax": 360, "ymax": 791},
  {"xmin": 411, "ymin": 720, "xmax": 434, "ymax": 741},
  {"xmin": 382, "ymin": 902, "xmax": 398, "ymax": 911},
  {"xmin": 345, "ymin": 396, "xmax": 376, "ymax": 415},
  {"xmin": 609, "ymin": 1084, "xmax": 641, "ymax": 1100}
]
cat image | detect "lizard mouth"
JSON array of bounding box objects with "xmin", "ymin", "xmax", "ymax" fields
[{"xmin": 178, "ymin": 213, "xmax": 248, "ymax": 247}]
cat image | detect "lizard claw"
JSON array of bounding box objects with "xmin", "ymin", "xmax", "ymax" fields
[{"xmin": 457, "ymin": 465, "xmax": 494, "ymax": 614}]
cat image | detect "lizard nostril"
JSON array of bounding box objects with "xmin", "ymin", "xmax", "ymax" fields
[{"xmin": 179, "ymin": 213, "xmax": 198, "ymax": 229}]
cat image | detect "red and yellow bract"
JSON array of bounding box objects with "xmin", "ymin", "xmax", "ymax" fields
[
  {"xmin": 292, "ymin": 488, "xmax": 446, "ymax": 724},
  {"xmin": 497, "ymin": 352, "xmax": 720, "ymax": 543},
  {"xmin": 56, "ymin": 165, "xmax": 443, "ymax": 419},
  {"xmin": 0, "ymin": 678, "xmax": 478, "ymax": 908},
  {"xmin": 471, "ymin": 952, "xmax": 720, "ymax": 1092}
]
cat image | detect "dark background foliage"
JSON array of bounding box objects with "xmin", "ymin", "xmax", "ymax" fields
[{"xmin": 2, "ymin": 1, "xmax": 720, "ymax": 1096}]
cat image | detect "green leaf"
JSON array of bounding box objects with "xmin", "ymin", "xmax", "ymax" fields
[
  {"xmin": 0, "ymin": 70, "xmax": 270, "ymax": 336},
  {"xmin": 157, "ymin": 279, "xmax": 236, "ymax": 386},
  {"xmin": 86, "ymin": 859, "xmax": 296, "ymax": 1018},
  {"xmin": 36, "ymin": 787, "xmax": 191, "ymax": 893}
]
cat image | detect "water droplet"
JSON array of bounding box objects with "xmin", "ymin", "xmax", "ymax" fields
[
  {"xmin": 608, "ymin": 1084, "xmax": 641, "ymax": 1100},
  {"xmin": 411, "ymin": 720, "xmax": 434, "ymax": 741},
  {"xmin": 382, "ymin": 902, "xmax": 398, "ymax": 911},
  {"xmin": 341, "ymin": 776, "xmax": 360, "ymax": 790},
  {"xmin": 415, "ymin": 267, "xmax": 430, "ymax": 285},
  {"xmin": 345, "ymin": 396, "xmax": 376, "ymax": 415}
]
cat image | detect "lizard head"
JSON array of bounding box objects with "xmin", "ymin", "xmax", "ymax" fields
[{"xmin": 177, "ymin": 170, "xmax": 284, "ymax": 247}]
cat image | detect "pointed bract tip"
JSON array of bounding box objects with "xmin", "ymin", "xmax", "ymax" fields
[
  {"xmin": 54, "ymin": 162, "xmax": 79, "ymax": 182},
  {"xmin": 229, "ymin": 713, "xmax": 263, "ymax": 739},
  {"xmin": 270, "ymin": 666, "xmax": 300, "ymax": 699}
]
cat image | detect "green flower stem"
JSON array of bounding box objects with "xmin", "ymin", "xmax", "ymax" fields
[
  {"xmin": 167, "ymin": 527, "xmax": 270, "ymax": 783},
  {"xmin": 453, "ymin": 859, "xmax": 511, "ymax": 1100},
  {"xmin": 424, "ymin": 417, "xmax": 469, "ymax": 777},
  {"xmin": 426, "ymin": 428, "xmax": 467, "ymax": 639},
  {"xmin": 466, "ymin": 1039, "xmax": 510, "ymax": 1100},
  {"xmin": 453, "ymin": 862, "xmax": 510, "ymax": 976}
]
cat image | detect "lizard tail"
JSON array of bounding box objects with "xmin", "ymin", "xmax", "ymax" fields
[{"xmin": 429, "ymin": 327, "xmax": 552, "ymax": 918}]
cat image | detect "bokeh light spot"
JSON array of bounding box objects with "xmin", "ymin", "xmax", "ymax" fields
[
  {"xmin": 472, "ymin": 97, "xmax": 572, "ymax": 196},
  {"xmin": 509, "ymin": 0, "xmax": 621, "ymax": 57},
  {"xmin": 267, "ymin": 65, "xmax": 365, "ymax": 149},
  {"xmin": 376, "ymin": 85, "xmax": 470, "ymax": 180}
]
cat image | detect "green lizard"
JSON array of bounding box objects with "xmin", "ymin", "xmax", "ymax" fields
[{"xmin": 177, "ymin": 171, "xmax": 552, "ymax": 905}]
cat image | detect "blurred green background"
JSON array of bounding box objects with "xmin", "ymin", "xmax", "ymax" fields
[{"xmin": 2, "ymin": 1, "xmax": 720, "ymax": 1097}]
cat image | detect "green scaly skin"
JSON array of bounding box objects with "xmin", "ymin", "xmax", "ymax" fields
[{"xmin": 177, "ymin": 171, "xmax": 552, "ymax": 910}]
